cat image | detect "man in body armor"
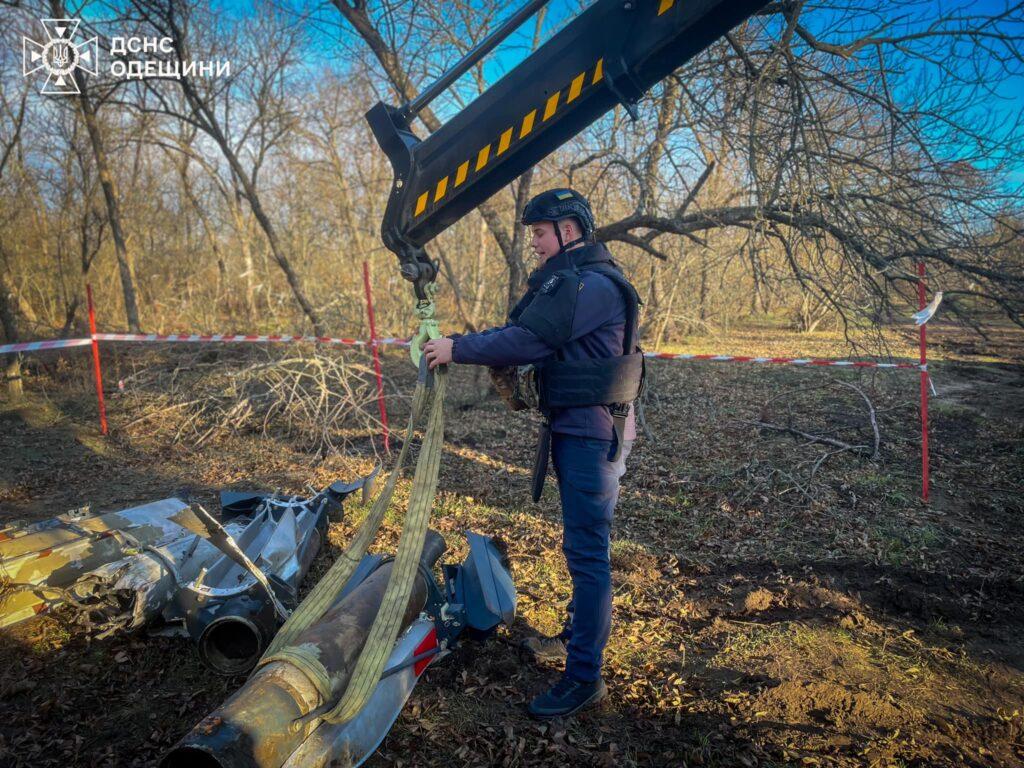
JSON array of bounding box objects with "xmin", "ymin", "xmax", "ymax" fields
[{"xmin": 423, "ymin": 188, "xmax": 644, "ymax": 719}]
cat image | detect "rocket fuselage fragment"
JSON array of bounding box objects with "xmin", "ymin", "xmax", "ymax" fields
[
  {"xmin": 0, "ymin": 499, "xmax": 192, "ymax": 627},
  {"xmin": 1, "ymin": 472, "xmax": 376, "ymax": 674},
  {"xmin": 161, "ymin": 531, "xmax": 449, "ymax": 768}
]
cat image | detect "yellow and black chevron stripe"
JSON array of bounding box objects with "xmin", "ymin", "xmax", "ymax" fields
[
  {"xmin": 412, "ymin": 57, "xmax": 606, "ymax": 219},
  {"xmin": 411, "ymin": 0, "xmax": 679, "ymax": 219}
]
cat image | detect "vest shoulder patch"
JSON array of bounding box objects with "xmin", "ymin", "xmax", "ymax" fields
[
  {"xmin": 516, "ymin": 270, "xmax": 582, "ymax": 349},
  {"xmin": 539, "ymin": 274, "xmax": 563, "ymax": 295}
]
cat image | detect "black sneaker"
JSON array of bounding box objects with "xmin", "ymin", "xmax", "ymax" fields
[
  {"xmin": 521, "ymin": 630, "xmax": 570, "ymax": 662},
  {"xmin": 527, "ymin": 675, "xmax": 607, "ymax": 719}
]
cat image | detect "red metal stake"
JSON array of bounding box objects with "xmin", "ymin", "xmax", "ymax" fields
[
  {"xmin": 917, "ymin": 262, "xmax": 929, "ymax": 503},
  {"xmin": 363, "ymin": 261, "xmax": 390, "ymax": 452},
  {"xmin": 86, "ymin": 284, "xmax": 108, "ymax": 436}
]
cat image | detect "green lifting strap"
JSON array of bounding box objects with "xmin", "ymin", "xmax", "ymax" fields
[
  {"xmin": 408, "ymin": 282, "xmax": 442, "ymax": 368},
  {"xmin": 258, "ymin": 360, "xmax": 447, "ymax": 727}
]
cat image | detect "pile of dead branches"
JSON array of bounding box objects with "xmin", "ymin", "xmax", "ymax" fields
[
  {"xmin": 118, "ymin": 348, "xmax": 387, "ymax": 455},
  {"xmin": 728, "ymin": 375, "xmax": 895, "ymax": 506}
]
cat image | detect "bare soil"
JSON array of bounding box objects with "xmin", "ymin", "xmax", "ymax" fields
[{"xmin": 0, "ymin": 325, "xmax": 1021, "ymax": 767}]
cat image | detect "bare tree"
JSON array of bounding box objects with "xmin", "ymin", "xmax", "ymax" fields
[
  {"xmin": 588, "ymin": 2, "xmax": 1024, "ymax": 334},
  {"xmin": 0, "ymin": 50, "xmax": 30, "ymax": 396},
  {"xmin": 126, "ymin": 0, "xmax": 326, "ymax": 335},
  {"xmin": 41, "ymin": 0, "xmax": 145, "ymax": 332},
  {"xmin": 0, "ymin": 0, "xmax": 1021, "ymax": 355}
]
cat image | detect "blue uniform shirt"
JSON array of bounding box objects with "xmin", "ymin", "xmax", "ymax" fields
[{"xmin": 451, "ymin": 244, "xmax": 637, "ymax": 441}]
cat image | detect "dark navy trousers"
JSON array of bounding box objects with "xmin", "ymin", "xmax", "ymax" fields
[{"xmin": 551, "ymin": 433, "xmax": 632, "ymax": 683}]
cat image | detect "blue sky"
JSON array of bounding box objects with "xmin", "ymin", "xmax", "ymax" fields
[
  {"xmin": 366, "ymin": 0, "xmax": 1023, "ymax": 183},
  {"xmin": 191, "ymin": 0, "xmax": 1024, "ymax": 186}
]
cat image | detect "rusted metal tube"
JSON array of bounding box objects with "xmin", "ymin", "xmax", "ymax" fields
[{"xmin": 162, "ymin": 531, "xmax": 447, "ymax": 768}]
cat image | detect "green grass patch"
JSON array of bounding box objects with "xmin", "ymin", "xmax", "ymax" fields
[
  {"xmin": 930, "ymin": 401, "xmax": 978, "ymax": 419},
  {"xmin": 868, "ymin": 521, "xmax": 946, "ymax": 566},
  {"xmin": 610, "ymin": 538, "xmax": 650, "ymax": 569}
]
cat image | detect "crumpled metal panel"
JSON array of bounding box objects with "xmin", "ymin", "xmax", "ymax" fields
[
  {"xmin": 0, "ymin": 499, "xmax": 192, "ymax": 627},
  {"xmin": 0, "ymin": 472, "xmax": 377, "ymax": 654},
  {"xmin": 83, "ymin": 519, "xmax": 249, "ymax": 632},
  {"xmin": 173, "ymin": 498, "xmax": 328, "ymax": 673}
]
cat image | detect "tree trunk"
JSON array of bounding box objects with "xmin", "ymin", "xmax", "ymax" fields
[
  {"xmin": 654, "ymin": 267, "xmax": 682, "ymax": 350},
  {"xmin": 55, "ymin": 0, "xmax": 142, "ymax": 334},
  {"xmin": 469, "ymin": 215, "xmax": 489, "ymax": 328},
  {"xmin": 0, "ymin": 270, "xmax": 24, "ymax": 399},
  {"xmin": 639, "ymin": 79, "xmax": 679, "ymax": 214},
  {"xmin": 72, "ymin": 74, "xmax": 141, "ymax": 332},
  {"xmin": 699, "ymin": 251, "xmax": 709, "ymax": 324},
  {"xmin": 506, "ymin": 167, "xmax": 535, "ymax": 309},
  {"xmin": 225, "ymin": 143, "xmax": 321, "ymax": 333},
  {"xmin": 175, "ymin": 154, "xmax": 228, "ymax": 306},
  {"xmin": 171, "ymin": 68, "xmax": 323, "ymax": 334}
]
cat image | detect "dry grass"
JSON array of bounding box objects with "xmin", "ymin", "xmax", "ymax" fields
[{"xmin": 0, "ymin": 324, "xmax": 1021, "ymax": 767}]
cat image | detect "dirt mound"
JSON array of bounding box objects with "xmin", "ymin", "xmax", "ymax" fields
[{"xmin": 756, "ymin": 680, "xmax": 910, "ymax": 730}]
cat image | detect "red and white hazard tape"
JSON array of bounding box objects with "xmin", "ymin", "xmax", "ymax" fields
[
  {"xmin": 2, "ymin": 333, "xmax": 922, "ymax": 370},
  {"xmin": 90, "ymin": 333, "xmax": 412, "ymax": 348},
  {"xmin": 0, "ymin": 338, "xmax": 92, "ymax": 355},
  {"xmin": 644, "ymin": 351, "xmax": 923, "ymax": 370},
  {"xmin": 92, "ymin": 332, "xmax": 368, "ymax": 346}
]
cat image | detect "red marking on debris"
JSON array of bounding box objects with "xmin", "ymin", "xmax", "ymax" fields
[
  {"xmin": 413, "ymin": 627, "xmax": 438, "ymax": 676},
  {"xmin": 0, "ymin": 531, "xmax": 10, "ymax": 541},
  {"xmin": 36, "ymin": 548, "xmax": 52, "ymax": 559},
  {"xmin": 198, "ymin": 715, "xmax": 223, "ymax": 736},
  {"xmin": 34, "ymin": 603, "xmax": 48, "ymax": 615}
]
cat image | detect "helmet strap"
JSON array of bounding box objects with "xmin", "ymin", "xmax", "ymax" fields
[
  {"xmin": 560, "ymin": 236, "xmax": 586, "ymax": 251},
  {"xmin": 553, "ymin": 220, "xmax": 586, "ymax": 255}
]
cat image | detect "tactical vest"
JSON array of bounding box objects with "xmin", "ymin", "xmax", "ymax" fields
[{"xmin": 512, "ymin": 248, "xmax": 645, "ymax": 467}]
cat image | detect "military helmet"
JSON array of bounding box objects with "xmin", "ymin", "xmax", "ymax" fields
[{"xmin": 520, "ymin": 188, "xmax": 596, "ymax": 240}]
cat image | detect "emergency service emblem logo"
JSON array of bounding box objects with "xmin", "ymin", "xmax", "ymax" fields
[{"xmin": 23, "ymin": 19, "xmax": 99, "ymax": 95}]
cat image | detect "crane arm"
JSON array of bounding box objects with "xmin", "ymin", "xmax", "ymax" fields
[{"xmin": 366, "ymin": 0, "xmax": 769, "ymax": 297}]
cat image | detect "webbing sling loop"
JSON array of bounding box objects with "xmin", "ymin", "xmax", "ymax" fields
[
  {"xmin": 259, "ymin": 353, "xmax": 447, "ymax": 726},
  {"xmin": 408, "ymin": 281, "xmax": 442, "ymax": 368}
]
